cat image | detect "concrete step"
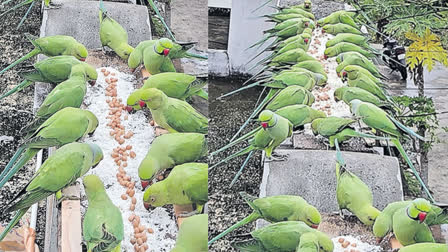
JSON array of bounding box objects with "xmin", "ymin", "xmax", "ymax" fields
[
  {"xmin": 42, "ymin": 0, "xmax": 151, "ymax": 49},
  {"xmin": 259, "ymin": 149, "xmax": 404, "ymax": 214}
]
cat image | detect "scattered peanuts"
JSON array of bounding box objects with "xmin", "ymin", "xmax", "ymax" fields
[
  {"xmin": 130, "ymin": 151, "xmax": 136, "ymax": 158},
  {"xmin": 338, "ymin": 238, "xmax": 345, "ymax": 243},
  {"xmin": 128, "ymin": 214, "xmax": 136, "ymax": 222},
  {"xmin": 342, "ymin": 241, "xmax": 350, "ymax": 248},
  {"xmin": 147, "ymin": 228, "xmax": 153, "ymax": 234},
  {"xmin": 121, "ymin": 194, "xmax": 128, "ymax": 200},
  {"xmin": 130, "ymin": 204, "xmax": 135, "ymax": 211},
  {"xmin": 351, "ymin": 243, "xmax": 357, "ymax": 247}
]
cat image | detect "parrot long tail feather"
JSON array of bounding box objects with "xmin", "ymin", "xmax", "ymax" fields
[
  {"xmin": 208, "ymin": 211, "xmax": 260, "ymax": 245},
  {"xmin": 249, "ymin": 53, "xmax": 275, "ymax": 69},
  {"xmin": 185, "ymin": 51, "xmax": 208, "ymax": 59},
  {"xmin": 0, "ymin": 0, "xmax": 33, "ymax": 18},
  {"xmin": 0, "ymin": 148, "xmax": 40, "ymax": 189},
  {"xmin": 388, "ymin": 115, "xmax": 425, "ymax": 141},
  {"xmin": 209, "ymin": 146, "xmax": 255, "ymax": 170},
  {"xmin": 251, "ymin": 0, "xmax": 273, "ymax": 13},
  {"xmin": 0, "ymin": 48, "xmax": 40, "ymax": 76},
  {"xmin": 391, "ymin": 138, "xmax": 434, "ymax": 202},
  {"xmin": 245, "ymin": 47, "xmax": 274, "ymax": 67},
  {"xmin": 334, "ymin": 138, "xmax": 346, "ymax": 167},
  {"xmin": 146, "ymin": 0, "xmax": 176, "ymax": 42},
  {"xmin": 0, "ymin": 79, "xmax": 34, "ymax": 100},
  {"xmin": 241, "ymin": 66, "xmax": 270, "ymax": 86},
  {"xmin": 229, "ymin": 88, "xmax": 278, "ymax": 142},
  {"xmin": 0, "ymin": 208, "xmax": 28, "ymax": 242},
  {"xmin": 211, "ymin": 127, "xmax": 261, "ymax": 156},
  {"xmin": 231, "ymin": 239, "xmax": 263, "ymax": 251},
  {"xmin": 16, "ymin": 0, "xmax": 35, "ymax": 29},
  {"xmin": 230, "ymin": 150, "xmax": 255, "ymax": 188},
  {"xmin": 247, "ymin": 34, "xmax": 274, "ymax": 51},
  {"xmin": 21, "ymin": 117, "xmax": 46, "ymax": 134},
  {"xmin": 99, "ymin": 0, "xmax": 107, "ymax": 13},
  {"xmin": 352, "ymin": 130, "xmax": 391, "ymax": 140},
  {"xmin": 194, "ymin": 89, "xmax": 208, "ymax": 100},
  {"xmin": 0, "ymin": 146, "xmax": 25, "ymax": 185},
  {"xmin": 217, "ymin": 82, "xmax": 261, "ymax": 99}
]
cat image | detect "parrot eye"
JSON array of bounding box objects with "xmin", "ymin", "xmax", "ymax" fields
[{"xmin": 151, "ymin": 196, "xmax": 156, "ymax": 203}]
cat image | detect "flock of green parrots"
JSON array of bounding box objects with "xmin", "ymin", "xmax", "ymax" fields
[
  {"xmin": 209, "ymin": 1, "xmax": 448, "ymax": 251},
  {"xmin": 0, "ymin": 0, "xmax": 209, "ymax": 251}
]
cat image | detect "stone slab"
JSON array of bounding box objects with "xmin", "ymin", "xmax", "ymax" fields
[
  {"xmin": 259, "ymin": 149, "xmax": 404, "ymax": 214},
  {"xmin": 170, "ymin": 0, "xmax": 208, "ymax": 51},
  {"xmin": 208, "ymin": 49, "xmax": 230, "ymax": 77},
  {"xmin": 42, "ymin": 1, "xmax": 151, "ymax": 49}
]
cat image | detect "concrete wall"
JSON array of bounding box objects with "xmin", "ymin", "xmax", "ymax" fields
[{"xmin": 227, "ymin": 0, "xmax": 276, "ymax": 75}]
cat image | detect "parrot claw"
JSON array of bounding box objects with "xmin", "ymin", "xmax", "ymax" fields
[
  {"xmin": 178, "ymin": 210, "xmax": 198, "ymax": 218},
  {"xmin": 266, "ymin": 153, "xmax": 289, "ymax": 162},
  {"xmin": 57, "ymin": 195, "xmax": 80, "ymax": 204},
  {"xmin": 44, "ymin": 3, "xmax": 62, "ymax": 9}
]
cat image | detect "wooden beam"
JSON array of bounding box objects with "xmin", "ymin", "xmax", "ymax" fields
[
  {"xmin": 173, "ymin": 204, "xmax": 194, "ymax": 227},
  {"xmin": 44, "ymin": 148, "xmax": 58, "ymax": 252},
  {"xmin": 60, "ymin": 184, "xmax": 82, "ymax": 252},
  {"xmin": 390, "ymin": 237, "xmax": 403, "ymax": 249}
]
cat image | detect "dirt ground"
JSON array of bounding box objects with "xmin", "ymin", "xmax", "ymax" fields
[{"xmin": 0, "ymin": 2, "xmax": 46, "ymax": 250}]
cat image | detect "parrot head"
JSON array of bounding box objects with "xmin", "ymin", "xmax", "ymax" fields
[
  {"xmin": 341, "ymin": 66, "xmax": 358, "ymax": 81},
  {"xmin": 315, "ymin": 231, "xmax": 334, "ymax": 252},
  {"xmin": 143, "ymin": 182, "xmax": 167, "ymax": 209},
  {"xmin": 303, "ymin": 0, "xmax": 312, "ymax": 10},
  {"xmin": 84, "ymin": 110, "xmax": 99, "ymax": 136},
  {"xmin": 139, "ymin": 88, "xmax": 166, "ymax": 109},
  {"xmin": 409, "ymin": 198, "xmax": 431, "ymax": 223},
  {"xmin": 88, "ymin": 143, "xmax": 104, "ymax": 168},
  {"xmin": 126, "ymin": 89, "xmax": 144, "ymax": 113},
  {"xmin": 333, "ymin": 87, "xmax": 347, "ymax": 102},
  {"xmin": 321, "ymin": 25, "xmax": 332, "ymax": 34},
  {"xmin": 80, "ymin": 63, "xmax": 98, "ymax": 86},
  {"xmin": 117, "ymin": 44, "xmax": 134, "ymax": 60},
  {"xmin": 302, "ymin": 205, "xmax": 321, "ymax": 229},
  {"xmin": 138, "ymin": 157, "xmax": 160, "ymax": 190},
  {"xmin": 69, "ymin": 64, "xmax": 88, "ymax": 79},
  {"xmin": 323, "ymin": 48, "xmax": 334, "ymax": 59},
  {"xmin": 310, "ymin": 118, "xmax": 323, "ymax": 136},
  {"xmin": 157, "ymin": 38, "xmax": 174, "ymax": 57},
  {"xmin": 72, "ymin": 43, "xmax": 88, "ymax": 61},
  {"xmin": 83, "ymin": 174, "xmax": 105, "ymax": 195},
  {"xmin": 358, "ymin": 205, "xmax": 381, "ymax": 226},
  {"xmin": 297, "ymin": 233, "xmax": 319, "ymax": 250},
  {"xmin": 258, "ymin": 110, "xmax": 275, "ymax": 129},
  {"xmin": 349, "ymin": 99, "xmax": 363, "ymax": 114}
]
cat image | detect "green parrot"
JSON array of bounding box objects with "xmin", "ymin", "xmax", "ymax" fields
[
  {"xmin": 269, "ymin": 1, "xmax": 312, "ymax": 14},
  {"xmin": 291, "ymin": 60, "xmax": 328, "ymax": 81},
  {"xmin": 0, "ymin": 142, "xmax": 103, "ymax": 241},
  {"xmin": 231, "ymin": 221, "xmax": 334, "ymax": 252},
  {"xmin": 99, "ymin": 1, "xmax": 134, "ymax": 60},
  {"xmin": 324, "ymin": 42, "xmax": 377, "ymax": 59},
  {"xmin": 0, "ymin": 56, "xmax": 97, "ymax": 100},
  {"xmin": 340, "ymin": 66, "xmax": 387, "ymax": 100},
  {"xmin": 266, "ymin": 18, "xmax": 315, "ymax": 34},
  {"xmin": 143, "ymin": 38, "xmax": 177, "ymax": 74},
  {"xmin": 335, "ymin": 139, "xmax": 380, "ymax": 225},
  {"xmin": 311, "ymin": 117, "xmax": 388, "ymax": 147},
  {"xmin": 373, "ymin": 200, "xmax": 448, "ymax": 242},
  {"xmin": 127, "ymin": 39, "xmax": 202, "ymax": 71},
  {"xmin": 21, "ymin": 64, "xmax": 89, "ymax": 134},
  {"xmin": 295, "ymin": 232, "xmax": 320, "ymax": 252},
  {"xmin": 0, "ymin": 34, "xmax": 88, "ymax": 76},
  {"xmin": 339, "ymin": 64, "xmax": 383, "ymax": 87},
  {"xmin": 399, "ymin": 243, "xmax": 448, "ymax": 252},
  {"xmin": 317, "ymin": 11, "xmax": 359, "ymax": 28},
  {"xmin": 136, "ymin": 88, "xmax": 208, "ymax": 134},
  {"xmin": 83, "ymin": 174, "xmax": 123, "ymax": 252},
  {"xmin": 276, "ymin": 33, "xmax": 312, "ymax": 51},
  {"xmin": 326, "ymin": 33, "xmax": 372, "ymax": 50},
  {"xmin": 264, "ymin": 12, "xmax": 315, "ymax": 23},
  {"xmin": 211, "ymin": 105, "xmax": 325, "ymax": 186},
  {"xmin": 143, "ymin": 163, "xmax": 207, "ymax": 212},
  {"xmin": 246, "ymin": 47, "xmax": 317, "ymax": 73},
  {"xmin": 127, "ymin": 73, "xmax": 208, "ymax": 104},
  {"xmin": 350, "ymin": 99, "xmax": 433, "ymax": 201},
  {"xmin": 258, "ymin": 110, "xmax": 293, "ymax": 159},
  {"xmin": 275, "ymin": 36, "xmax": 312, "ymax": 54},
  {"xmin": 0, "ymin": 107, "xmax": 99, "ymax": 189},
  {"xmin": 334, "ymin": 86, "xmax": 385, "ymax": 107},
  {"xmin": 392, "ymin": 198, "xmax": 435, "ymax": 245},
  {"xmin": 208, "ymin": 192, "xmax": 321, "ymax": 245},
  {"xmin": 138, "ymin": 133, "xmax": 207, "ymax": 189},
  {"xmin": 171, "ymin": 214, "xmax": 207, "ymax": 252},
  {"xmin": 290, "ymin": 0, "xmax": 313, "ymax": 12},
  {"xmin": 322, "ymin": 23, "xmax": 362, "ymax": 35},
  {"xmin": 336, "ymin": 52, "xmax": 385, "ymax": 79}
]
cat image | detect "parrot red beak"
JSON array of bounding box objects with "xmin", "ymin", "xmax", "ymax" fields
[
  {"xmin": 163, "ymin": 48, "xmax": 170, "ymax": 56},
  {"xmin": 141, "ymin": 179, "xmax": 150, "ymax": 190},
  {"xmin": 79, "ymin": 58, "xmax": 86, "ymax": 62},
  {"xmin": 144, "ymin": 202, "xmax": 151, "ymax": 210},
  {"xmin": 261, "ymin": 122, "xmax": 268, "ymax": 129},
  {"xmin": 337, "ymin": 72, "xmax": 341, "ymax": 77},
  {"xmin": 324, "ymin": 54, "xmax": 328, "ymax": 60},
  {"xmin": 418, "ymin": 212, "xmax": 427, "ymax": 223},
  {"xmin": 304, "ymin": 22, "xmax": 309, "ymax": 27},
  {"xmin": 376, "ymin": 237, "xmax": 383, "ymax": 244},
  {"xmin": 322, "ymin": 29, "xmax": 326, "ymax": 34},
  {"xmin": 125, "ymin": 106, "xmax": 133, "ymax": 113},
  {"xmin": 88, "ymin": 80, "xmax": 96, "ymax": 86},
  {"xmin": 139, "ymin": 100, "xmax": 146, "ymax": 108},
  {"xmin": 130, "ymin": 68, "xmax": 136, "ymax": 73},
  {"xmin": 311, "ymin": 224, "xmax": 319, "ymax": 229},
  {"xmin": 304, "ymin": 38, "xmax": 309, "ymax": 44}
]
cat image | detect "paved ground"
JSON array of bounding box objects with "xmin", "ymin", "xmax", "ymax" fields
[{"xmin": 388, "ymin": 64, "xmax": 448, "ymax": 202}]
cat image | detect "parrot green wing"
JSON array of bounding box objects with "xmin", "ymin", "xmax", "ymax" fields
[
  {"xmin": 358, "ymin": 103, "xmax": 400, "ymax": 137},
  {"xmin": 164, "ymin": 100, "xmax": 208, "ymax": 134},
  {"xmin": 183, "ymin": 165, "xmax": 208, "ymax": 205},
  {"xmin": 315, "ymin": 117, "xmax": 355, "ymax": 136}
]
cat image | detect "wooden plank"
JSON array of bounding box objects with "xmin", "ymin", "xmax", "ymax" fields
[
  {"xmin": 208, "ymin": 15, "xmax": 230, "ymax": 50},
  {"xmin": 60, "ymin": 184, "xmax": 81, "ymax": 252},
  {"xmin": 390, "ymin": 237, "xmax": 403, "ymax": 249},
  {"xmin": 44, "ymin": 148, "xmax": 58, "ymax": 252}
]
